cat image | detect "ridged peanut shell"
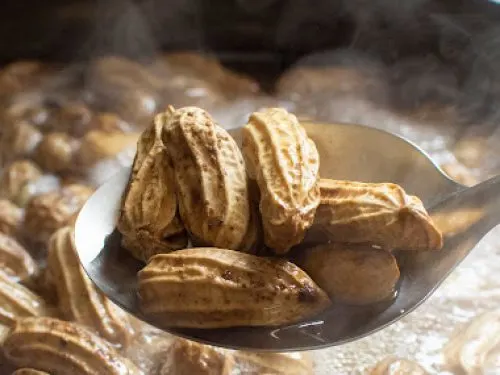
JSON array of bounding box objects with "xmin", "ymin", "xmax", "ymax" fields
[
  {"xmin": 0, "ymin": 121, "xmax": 42, "ymax": 166},
  {"xmin": 295, "ymin": 244, "xmax": 400, "ymax": 304},
  {"xmin": 47, "ymin": 226, "xmax": 133, "ymax": 348},
  {"xmin": 24, "ymin": 184, "xmax": 93, "ymax": 245},
  {"xmin": 242, "ymin": 108, "xmax": 320, "ymax": 254},
  {"xmin": 75, "ymin": 130, "xmax": 139, "ymax": 170},
  {"xmin": 0, "ymin": 160, "xmax": 42, "ymax": 205},
  {"xmin": 159, "ymin": 338, "xmax": 233, "ymax": 375},
  {"xmin": 0, "ymin": 199, "xmax": 22, "ymax": 236},
  {"xmin": 3, "ymin": 317, "xmax": 143, "ymax": 375},
  {"xmin": 311, "ymin": 179, "xmax": 443, "ymax": 251},
  {"xmin": 232, "ymin": 351, "xmax": 313, "ymax": 375},
  {"xmin": 138, "ymin": 248, "xmax": 330, "ymax": 328},
  {"xmin": 160, "ymin": 106, "xmax": 254, "ymax": 251},
  {"xmin": 370, "ymin": 356, "xmax": 428, "ymax": 375},
  {"xmin": 12, "ymin": 369, "xmax": 51, "ymax": 375},
  {"xmin": 443, "ymin": 309, "xmax": 500, "ymax": 375},
  {"xmin": 34, "ymin": 132, "xmax": 77, "ymax": 174},
  {"xmin": 117, "ymin": 115, "xmax": 187, "ymax": 262},
  {"xmin": 0, "ymin": 232, "xmax": 38, "ymax": 284},
  {"xmin": 0, "ymin": 273, "xmax": 52, "ymax": 326},
  {"xmin": 89, "ymin": 57, "xmax": 159, "ymax": 126},
  {"xmin": 90, "ymin": 113, "xmax": 134, "ymax": 133}
]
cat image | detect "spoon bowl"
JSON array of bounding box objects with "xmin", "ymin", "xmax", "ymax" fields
[{"xmin": 75, "ymin": 121, "xmax": 498, "ymax": 351}]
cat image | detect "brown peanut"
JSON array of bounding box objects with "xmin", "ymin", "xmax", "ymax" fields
[
  {"xmin": 47, "ymin": 226, "xmax": 133, "ymax": 348},
  {"xmin": 3, "ymin": 317, "xmax": 143, "ymax": 375},
  {"xmin": 0, "ymin": 232, "xmax": 38, "ymax": 284},
  {"xmin": 443, "ymin": 309, "xmax": 500, "ymax": 375},
  {"xmin": 34, "ymin": 132, "xmax": 78, "ymax": 173},
  {"xmin": 90, "ymin": 113, "xmax": 134, "ymax": 133},
  {"xmin": 295, "ymin": 244, "xmax": 400, "ymax": 304},
  {"xmin": 75, "ymin": 130, "xmax": 139, "ymax": 170},
  {"xmin": 0, "ymin": 160, "xmax": 42, "ymax": 205},
  {"xmin": 12, "ymin": 369, "xmax": 51, "ymax": 375},
  {"xmin": 138, "ymin": 248, "xmax": 330, "ymax": 328},
  {"xmin": 0, "ymin": 273, "xmax": 52, "ymax": 326},
  {"xmin": 370, "ymin": 356, "xmax": 428, "ymax": 375},
  {"xmin": 0, "ymin": 121, "xmax": 42, "ymax": 166},
  {"xmin": 117, "ymin": 115, "xmax": 187, "ymax": 262},
  {"xmin": 242, "ymin": 108, "xmax": 320, "ymax": 254},
  {"xmin": 0, "ymin": 199, "xmax": 22, "ymax": 237},
  {"xmin": 24, "ymin": 184, "xmax": 93, "ymax": 245},
  {"xmin": 311, "ymin": 179, "xmax": 443, "ymax": 251},
  {"xmin": 160, "ymin": 106, "xmax": 257, "ymax": 252},
  {"xmin": 232, "ymin": 351, "xmax": 313, "ymax": 375},
  {"xmin": 89, "ymin": 57, "xmax": 159, "ymax": 127},
  {"xmin": 159, "ymin": 338, "xmax": 233, "ymax": 375}
]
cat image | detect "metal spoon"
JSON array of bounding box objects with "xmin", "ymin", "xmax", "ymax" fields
[{"xmin": 74, "ymin": 121, "xmax": 498, "ymax": 351}]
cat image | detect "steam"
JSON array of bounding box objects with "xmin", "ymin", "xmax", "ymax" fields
[
  {"xmin": 3, "ymin": 0, "xmax": 500, "ymax": 179},
  {"xmin": 81, "ymin": 0, "xmax": 204, "ymax": 60},
  {"xmin": 276, "ymin": 0, "xmax": 500, "ymax": 129},
  {"xmin": 272, "ymin": 1, "xmax": 500, "ymax": 179},
  {"xmin": 85, "ymin": 0, "xmax": 158, "ymax": 60}
]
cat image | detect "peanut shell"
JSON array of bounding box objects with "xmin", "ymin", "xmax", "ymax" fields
[
  {"xmin": 3, "ymin": 317, "xmax": 143, "ymax": 375},
  {"xmin": 34, "ymin": 132, "xmax": 77, "ymax": 173},
  {"xmin": 138, "ymin": 248, "xmax": 330, "ymax": 328},
  {"xmin": 443, "ymin": 309, "xmax": 500, "ymax": 375},
  {"xmin": 159, "ymin": 338, "xmax": 233, "ymax": 375},
  {"xmin": 0, "ymin": 273, "xmax": 52, "ymax": 326},
  {"xmin": 242, "ymin": 108, "xmax": 320, "ymax": 254},
  {"xmin": 311, "ymin": 179, "xmax": 443, "ymax": 251},
  {"xmin": 90, "ymin": 113, "xmax": 134, "ymax": 133},
  {"xmin": 75, "ymin": 130, "xmax": 139, "ymax": 170},
  {"xmin": 0, "ymin": 232, "xmax": 38, "ymax": 284},
  {"xmin": 47, "ymin": 226, "xmax": 133, "ymax": 348},
  {"xmin": 0, "ymin": 160, "xmax": 42, "ymax": 205},
  {"xmin": 295, "ymin": 244, "xmax": 400, "ymax": 304},
  {"xmin": 24, "ymin": 184, "xmax": 93, "ymax": 245},
  {"xmin": 117, "ymin": 115, "xmax": 187, "ymax": 262},
  {"xmin": 370, "ymin": 356, "xmax": 428, "ymax": 375},
  {"xmin": 232, "ymin": 351, "xmax": 313, "ymax": 375},
  {"xmin": 161, "ymin": 106, "xmax": 256, "ymax": 252},
  {"xmin": 0, "ymin": 199, "xmax": 22, "ymax": 236},
  {"xmin": 0, "ymin": 121, "xmax": 42, "ymax": 166},
  {"xmin": 12, "ymin": 369, "xmax": 51, "ymax": 375}
]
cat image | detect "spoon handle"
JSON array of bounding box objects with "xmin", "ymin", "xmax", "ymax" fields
[{"xmin": 431, "ymin": 174, "xmax": 500, "ymax": 239}]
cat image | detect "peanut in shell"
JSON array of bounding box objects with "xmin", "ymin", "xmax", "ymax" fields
[
  {"xmin": 138, "ymin": 248, "xmax": 330, "ymax": 328},
  {"xmin": 242, "ymin": 108, "xmax": 320, "ymax": 254},
  {"xmin": 311, "ymin": 179, "xmax": 443, "ymax": 251},
  {"xmin": 160, "ymin": 106, "xmax": 256, "ymax": 252},
  {"xmin": 47, "ymin": 226, "xmax": 133, "ymax": 348},
  {"xmin": 117, "ymin": 116, "xmax": 187, "ymax": 262},
  {"xmin": 3, "ymin": 317, "xmax": 143, "ymax": 375}
]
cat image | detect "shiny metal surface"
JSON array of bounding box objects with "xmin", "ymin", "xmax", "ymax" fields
[{"xmin": 74, "ymin": 121, "xmax": 497, "ymax": 351}]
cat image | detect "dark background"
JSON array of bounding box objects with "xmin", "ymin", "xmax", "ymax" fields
[
  {"xmin": 1, "ymin": 0, "xmax": 499, "ymax": 67},
  {"xmin": 3, "ymin": 0, "xmax": 500, "ymax": 124}
]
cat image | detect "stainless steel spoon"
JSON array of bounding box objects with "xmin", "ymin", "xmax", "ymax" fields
[{"xmin": 74, "ymin": 121, "xmax": 498, "ymax": 351}]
